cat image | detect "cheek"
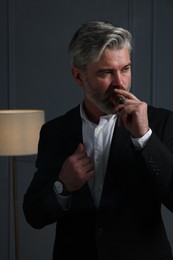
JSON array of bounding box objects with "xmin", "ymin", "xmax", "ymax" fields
[
  {"xmin": 85, "ymin": 75, "xmax": 112, "ymax": 94},
  {"xmin": 125, "ymin": 74, "xmax": 131, "ymax": 85},
  {"xmin": 119, "ymin": 75, "xmax": 131, "ymax": 90},
  {"xmin": 95, "ymin": 78, "xmax": 111, "ymax": 91}
]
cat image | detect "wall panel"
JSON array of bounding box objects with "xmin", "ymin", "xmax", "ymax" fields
[
  {"xmin": 1, "ymin": 0, "xmax": 173, "ymax": 259},
  {"xmin": 153, "ymin": 0, "xmax": 173, "ymax": 110}
]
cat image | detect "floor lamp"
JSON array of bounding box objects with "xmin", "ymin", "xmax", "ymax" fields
[{"xmin": 0, "ymin": 110, "xmax": 45, "ymax": 260}]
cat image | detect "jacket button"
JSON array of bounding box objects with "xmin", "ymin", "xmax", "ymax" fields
[
  {"xmin": 148, "ymin": 156, "xmax": 153, "ymax": 163},
  {"xmin": 97, "ymin": 227, "xmax": 103, "ymax": 236},
  {"xmin": 153, "ymin": 168, "xmax": 159, "ymax": 175}
]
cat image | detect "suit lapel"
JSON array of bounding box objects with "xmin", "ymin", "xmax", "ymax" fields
[
  {"xmin": 107, "ymin": 123, "xmax": 131, "ymax": 169},
  {"xmin": 99, "ymin": 123, "xmax": 131, "ymax": 208},
  {"xmin": 65, "ymin": 106, "xmax": 96, "ymax": 208},
  {"xmin": 64, "ymin": 106, "xmax": 83, "ymax": 155}
]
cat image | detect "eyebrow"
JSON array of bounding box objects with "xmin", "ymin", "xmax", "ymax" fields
[
  {"xmin": 122, "ymin": 63, "xmax": 131, "ymax": 68},
  {"xmin": 96, "ymin": 63, "xmax": 131, "ymax": 73}
]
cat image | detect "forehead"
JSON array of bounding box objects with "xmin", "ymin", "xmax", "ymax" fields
[
  {"xmin": 87, "ymin": 48, "xmax": 131, "ymax": 71},
  {"xmin": 99, "ymin": 48, "xmax": 130, "ymax": 64}
]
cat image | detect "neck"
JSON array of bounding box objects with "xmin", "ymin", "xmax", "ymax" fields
[{"xmin": 82, "ymin": 99, "xmax": 106, "ymax": 124}]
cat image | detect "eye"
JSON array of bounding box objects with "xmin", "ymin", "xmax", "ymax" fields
[
  {"xmin": 122, "ymin": 65, "xmax": 131, "ymax": 73},
  {"xmin": 97, "ymin": 70, "xmax": 112, "ymax": 77},
  {"xmin": 104, "ymin": 70, "xmax": 112, "ymax": 74}
]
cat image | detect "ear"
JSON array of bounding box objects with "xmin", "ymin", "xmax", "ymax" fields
[{"xmin": 71, "ymin": 67, "xmax": 85, "ymax": 87}]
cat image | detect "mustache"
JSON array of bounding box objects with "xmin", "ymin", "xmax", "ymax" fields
[{"xmin": 104, "ymin": 87, "xmax": 126, "ymax": 101}]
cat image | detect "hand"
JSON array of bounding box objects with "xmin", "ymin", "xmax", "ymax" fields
[
  {"xmin": 114, "ymin": 89, "xmax": 149, "ymax": 138},
  {"xmin": 58, "ymin": 143, "xmax": 94, "ymax": 192}
]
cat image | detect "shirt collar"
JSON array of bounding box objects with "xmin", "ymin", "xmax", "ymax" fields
[{"xmin": 80, "ymin": 102, "xmax": 117, "ymax": 124}]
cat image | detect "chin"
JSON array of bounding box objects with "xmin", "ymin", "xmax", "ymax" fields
[{"xmin": 100, "ymin": 106, "xmax": 119, "ymax": 115}]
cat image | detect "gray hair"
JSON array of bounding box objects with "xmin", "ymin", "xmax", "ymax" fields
[{"xmin": 68, "ymin": 20, "xmax": 132, "ymax": 69}]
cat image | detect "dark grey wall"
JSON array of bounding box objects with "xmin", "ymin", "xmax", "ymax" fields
[{"xmin": 0, "ymin": 0, "xmax": 173, "ymax": 259}]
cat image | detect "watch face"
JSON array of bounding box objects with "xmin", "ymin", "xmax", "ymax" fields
[{"xmin": 54, "ymin": 181, "xmax": 63, "ymax": 194}]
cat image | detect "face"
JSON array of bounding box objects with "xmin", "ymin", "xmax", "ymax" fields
[{"xmin": 72, "ymin": 48, "xmax": 131, "ymax": 121}]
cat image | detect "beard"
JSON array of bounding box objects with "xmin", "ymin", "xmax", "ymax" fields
[{"xmin": 84, "ymin": 81, "xmax": 131, "ymax": 115}]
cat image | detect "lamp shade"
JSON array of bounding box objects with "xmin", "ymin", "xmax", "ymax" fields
[{"xmin": 0, "ymin": 110, "xmax": 45, "ymax": 156}]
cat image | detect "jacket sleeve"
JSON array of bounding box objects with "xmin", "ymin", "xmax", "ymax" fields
[
  {"xmin": 23, "ymin": 123, "xmax": 67, "ymax": 229},
  {"xmin": 23, "ymin": 107, "xmax": 82, "ymax": 229},
  {"xmin": 141, "ymin": 111, "xmax": 173, "ymax": 212}
]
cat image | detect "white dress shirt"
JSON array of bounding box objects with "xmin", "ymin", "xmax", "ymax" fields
[{"xmin": 80, "ymin": 105, "xmax": 117, "ymax": 208}]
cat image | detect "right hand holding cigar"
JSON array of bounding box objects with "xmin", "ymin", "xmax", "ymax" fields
[{"xmin": 114, "ymin": 89, "xmax": 149, "ymax": 138}]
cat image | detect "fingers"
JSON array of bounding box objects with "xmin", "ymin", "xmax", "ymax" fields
[
  {"xmin": 117, "ymin": 101, "xmax": 149, "ymax": 137},
  {"xmin": 74, "ymin": 143, "xmax": 85, "ymax": 154},
  {"xmin": 73, "ymin": 143, "xmax": 94, "ymax": 175},
  {"xmin": 114, "ymin": 88, "xmax": 140, "ymax": 102},
  {"xmin": 60, "ymin": 143, "xmax": 94, "ymax": 191},
  {"xmin": 74, "ymin": 143, "xmax": 87, "ymax": 159}
]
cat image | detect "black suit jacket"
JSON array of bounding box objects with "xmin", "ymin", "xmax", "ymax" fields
[{"xmin": 23, "ymin": 105, "xmax": 173, "ymax": 260}]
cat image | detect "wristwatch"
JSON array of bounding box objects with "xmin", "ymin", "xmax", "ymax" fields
[{"xmin": 54, "ymin": 180, "xmax": 71, "ymax": 196}]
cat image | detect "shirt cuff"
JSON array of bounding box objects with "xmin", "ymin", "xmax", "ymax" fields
[
  {"xmin": 54, "ymin": 183, "xmax": 72, "ymax": 211},
  {"xmin": 131, "ymin": 128, "xmax": 152, "ymax": 150}
]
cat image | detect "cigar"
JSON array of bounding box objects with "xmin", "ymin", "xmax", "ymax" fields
[{"xmin": 118, "ymin": 96, "xmax": 126, "ymax": 104}]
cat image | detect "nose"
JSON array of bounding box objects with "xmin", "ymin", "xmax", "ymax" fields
[{"xmin": 111, "ymin": 71, "xmax": 124, "ymax": 87}]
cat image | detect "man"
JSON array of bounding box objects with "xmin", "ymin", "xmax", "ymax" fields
[{"xmin": 23, "ymin": 21, "xmax": 173, "ymax": 260}]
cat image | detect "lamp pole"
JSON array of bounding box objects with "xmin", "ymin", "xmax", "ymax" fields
[{"xmin": 12, "ymin": 156, "xmax": 19, "ymax": 260}]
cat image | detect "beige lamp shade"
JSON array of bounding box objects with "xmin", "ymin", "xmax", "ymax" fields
[{"xmin": 0, "ymin": 110, "xmax": 45, "ymax": 156}]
